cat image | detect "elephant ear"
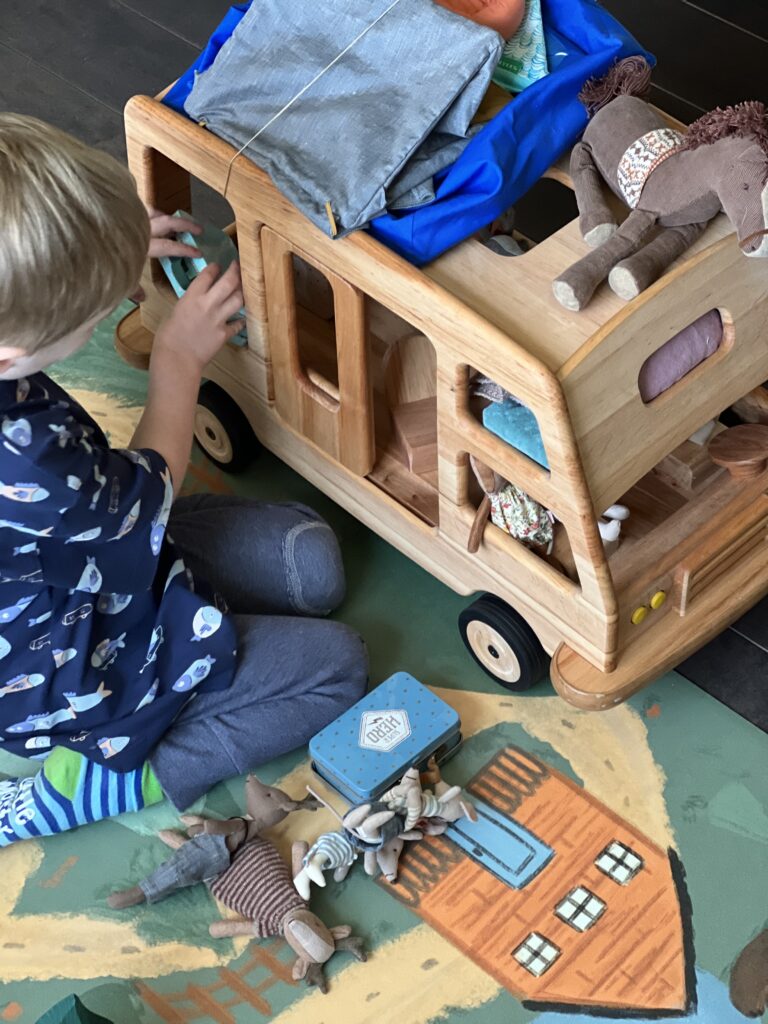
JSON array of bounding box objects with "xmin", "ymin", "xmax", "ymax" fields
[
  {"xmin": 343, "ymin": 804, "xmax": 373, "ymax": 830},
  {"xmin": 460, "ymin": 799, "xmax": 479, "ymax": 822},
  {"xmin": 438, "ymin": 785, "xmax": 462, "ymax": 806},
  {"xmin": 292, "ymin": 839, "xmax": 310, "ymax": 879},
  {"xmin": 158, "ymin": 829, "xmax": 189, "ymax": 850},
  {"xmin": 404, "ymin": 786, "xmax": 424, "ymax": 830},
  {"xmin": 195, "ymin": 817, "xmax": 245, "ymax": 838},
  {"xmin": 292, "ymin": 957, "xmax": 310, "ymax": 981},
  {"xmin": 360, "ymin": 809, "xmax": 395, "ymax": 839}
]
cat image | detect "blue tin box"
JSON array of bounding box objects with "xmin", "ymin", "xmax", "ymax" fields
[{"xmin": 309, "ymin": 671, "xmax": 462, "ymax": 804}]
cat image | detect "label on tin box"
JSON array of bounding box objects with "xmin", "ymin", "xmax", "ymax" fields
[{"xmin": 359, "ymin": 709, "xmax": 411, "ymax": 752}]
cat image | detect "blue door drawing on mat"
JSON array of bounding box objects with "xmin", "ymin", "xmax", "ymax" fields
[{"xmin": 447, "ymin": 798, "xmax": 554, "ymax": 888}]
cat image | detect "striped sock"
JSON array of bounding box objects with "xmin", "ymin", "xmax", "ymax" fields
[{"xmin": 0, "ymin": 747, "xmax": 164, "ymax": 845}]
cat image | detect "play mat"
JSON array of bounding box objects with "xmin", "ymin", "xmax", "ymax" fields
[{"xmin": 0, "ymin": 305, "xmax": 766, "ymax": 1024}]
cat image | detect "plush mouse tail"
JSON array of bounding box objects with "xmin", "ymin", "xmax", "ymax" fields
[{"xmin": 579, "ymin": 56, "xmax": 653, "ymax": 118}]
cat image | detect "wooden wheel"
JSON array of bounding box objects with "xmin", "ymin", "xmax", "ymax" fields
[
  {"xmin": 458, "ymin": 594, "xmax": 550, "ymax": 692},
  {"xmin": 194, "ymin": 382, "xmax": 258, "ymax": 473}
]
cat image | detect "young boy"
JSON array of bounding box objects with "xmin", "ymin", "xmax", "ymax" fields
[{"xmin": 0, "ymin": 114, "xmax": 367, "ymax": 844}]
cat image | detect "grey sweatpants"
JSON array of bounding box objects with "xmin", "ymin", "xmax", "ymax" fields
[{"xmin": 150, "ymin": 495, "xmax": 368, "ymax": 810}]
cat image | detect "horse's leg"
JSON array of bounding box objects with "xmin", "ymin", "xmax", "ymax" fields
[
  {"xmin": 570, "ymin": 141, "xmax": 617, "ymax": 247},
  {"xmin": 553, "ymin": 209, "xmax": 657, "ymax": 311},
  {"xmin": 609, "ymin": 221, "xmax": 708, "ymax": 300}
]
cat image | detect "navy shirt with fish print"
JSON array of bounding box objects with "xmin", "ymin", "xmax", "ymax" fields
[{"xmin": 0, "ymin": 374, "xmax": 237, "ymax": 772}]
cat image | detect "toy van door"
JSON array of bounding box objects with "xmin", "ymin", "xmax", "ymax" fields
[{"xmin": 261, "ymin": 227, "xmax": 375, "ymax": 475}]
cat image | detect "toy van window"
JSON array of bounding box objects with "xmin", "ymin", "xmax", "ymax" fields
[
  {"xmin": 366, "ymin": 305, "xmax": 439, "ymax": 528},
  {"xmin": 148, "ymin": 161, "xmax": 245, "ymax": 343},
  {"xmin": 291, "ymin": 255, "xmax": 340, "ymax": 403},
  {"xmin": 555, "ymin": 886, "xmax": 606, "ymax": 932},
  {"xmin": 638, "ymin": 309, "xmax": 732, "ymax": 405},
  {"xmin": 469, "ymin": 371, "xmax": 550, "ymax": 474},
  {"xmin": 481, "ymin": 178, "xmax": 577, "ymax": 257},
  {"xmin": 595, "ymin": 841, "xmax": 644, "ymax": 885},
  {"xmin": 467, "ymin": 455, "xmax": 579, "ymax": 586},
  {"xmin": 512, "ymin": 932, "xmax": 561, "ymax": 977}
]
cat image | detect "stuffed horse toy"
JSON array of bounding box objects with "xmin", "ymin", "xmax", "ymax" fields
[{"xmin": 553, "ymin": 57, "xmax": 768, "ymax": 311}]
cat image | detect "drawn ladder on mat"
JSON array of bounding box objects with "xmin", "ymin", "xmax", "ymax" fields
[{"xmin": 134, "ymin": 940, "xmax": 296, "ymax": 1024}]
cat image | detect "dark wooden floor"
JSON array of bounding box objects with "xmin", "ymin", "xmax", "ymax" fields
[{"xmin": 0, "ymin": 0, "xmax": 765, "ymax": 729}]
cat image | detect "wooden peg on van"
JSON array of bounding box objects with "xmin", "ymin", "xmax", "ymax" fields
[
  {"xmin": 730, "ymin": 385, "xmax": 768, "ymax": 425},
  {"xmin": 467, "ymin": 456, "xmax": 505, "ymax": 554},
  {"xmin": 708, "ymin": 424, "xmax": 768, "ymax": 479}
]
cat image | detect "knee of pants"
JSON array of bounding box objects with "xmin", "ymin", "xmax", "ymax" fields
[
  {"xmin": 322, "ymin": 622, "xmax": 368, "ymax": 708},
  {"xmin": 283, "ymin": 515, "xmax": 346, "ymax": 615}
]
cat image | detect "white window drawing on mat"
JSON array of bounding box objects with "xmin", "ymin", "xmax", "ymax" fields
[
  {"xmin": 555, "ymin": 886, "xmax": 606, "ymax": 931},
  {"xmin": 595, "ymin": 840, "xmax": 644, "ymax": 884},
  {"xmin": 512, "ymin": 932, "xmax": 561, "ymax": 977}
]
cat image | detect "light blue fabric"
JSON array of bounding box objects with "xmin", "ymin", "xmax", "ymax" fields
[
  {"xmin": 483, "ymin": 399, "xmax": 549, "ymax": 469},
  {"xmin": 184, "ymin": 0, "xmax": 503, "ymax": 238},
  {"xmin": 163, "ymin": 0, "xmax": 651, "ymax": 264},
  {"xmin": 493, "ymin": 0, "xmax": 549, "ymax": 93}
]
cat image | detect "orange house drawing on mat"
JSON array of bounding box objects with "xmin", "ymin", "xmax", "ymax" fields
[{"xmin": 381, "ymin": 746, "xmax": 693, "ymax": 1016}]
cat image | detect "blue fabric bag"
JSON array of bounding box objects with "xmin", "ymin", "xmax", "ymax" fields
[{"xmin": 163, "ymin": 0, "xmax": 651, "ymax": 265}]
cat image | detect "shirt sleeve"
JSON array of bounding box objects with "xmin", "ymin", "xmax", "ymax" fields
[{"xmin": 6, "ymin": 400, "xmax": 173, "ymax": 594}]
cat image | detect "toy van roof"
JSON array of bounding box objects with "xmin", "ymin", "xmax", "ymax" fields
[{"xmin": 424, "ymin": 178, "xmax": 736, "ymax": 376}]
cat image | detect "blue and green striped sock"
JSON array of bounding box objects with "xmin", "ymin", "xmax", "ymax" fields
[{"xmin": 0, "ymin": 747, "xmax": 164, "ymax": 845}]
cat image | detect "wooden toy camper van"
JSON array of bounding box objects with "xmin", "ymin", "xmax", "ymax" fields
[{"xmin": 116, "ymin": 91, "xmax": 768, "ymax": 711}]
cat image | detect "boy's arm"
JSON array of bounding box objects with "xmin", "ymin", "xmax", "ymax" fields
[{"xmin": 130, "ymin": 261, "xmax": 244, "ymax": 495}]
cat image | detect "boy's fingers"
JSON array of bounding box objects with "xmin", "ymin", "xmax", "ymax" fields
[
  {"xmin": 224, "ymin": 318, "xmax": 247, "ymax": 340},
  {"xmin": 221, "ymin": 292, "xmax": 245, "ymax": 321},
  {"xmin": 149, "ymin": 213, "xmax": 202, "ymax": 238},
  {"xmin": 148, "ymin": 238, "xmax": 202, "ymax": 259},
  {"xmin": 187, "ymin": 262, "xmax": 221, "ymax": 293},
  {"xmin": 208, "ymin": 260, "xmax": 242, "ymax": 302},
  {"xmin": 179, "ymin": 263, "xmax": 219, "ymax": 301},
  {"xmin": 171, "ymin": 216, "xmax": 203, "ymax": 235}
]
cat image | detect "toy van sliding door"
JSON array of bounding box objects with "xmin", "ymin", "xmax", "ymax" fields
[{"xmin": 261, "ymin": 227, "xmax": 375, "ymax": 475}]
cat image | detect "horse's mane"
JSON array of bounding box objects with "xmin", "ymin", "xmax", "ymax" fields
[
  {"xmin": 580, "ymin": 60, "xmax": 768, "ymax": 160},
  {"xmin": 681, "ymin": 102, "xmax": 768, "ymax": 157},
  {"xmin": 579, "ymin": 56, "xmax": 652, "ymax": 118}
]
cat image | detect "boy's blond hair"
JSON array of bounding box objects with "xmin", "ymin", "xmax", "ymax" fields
[{"xmin": 0, "ymin": 114, "xmax": 150, "ymax": 351}]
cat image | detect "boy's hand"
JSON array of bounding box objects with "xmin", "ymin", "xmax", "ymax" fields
[
  {"xmin": 146, "ymin": 208, "xmax": 203, "ymax": 260},
  {"xmin": 130, "ymin": 208, "xmax": 203, "ymax": 303},
  {"xmin": 153, "ymin": 261, "xmax": 245, "ymax": 372}
]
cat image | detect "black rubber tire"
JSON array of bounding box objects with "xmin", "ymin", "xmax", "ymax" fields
[
  {"xmin": 194, "ymin": 381, "xmax": 258, "ymax": 473},
  {"xmin": 458, "ymin": 593, "xmax": 550, "ymax": 692}
]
